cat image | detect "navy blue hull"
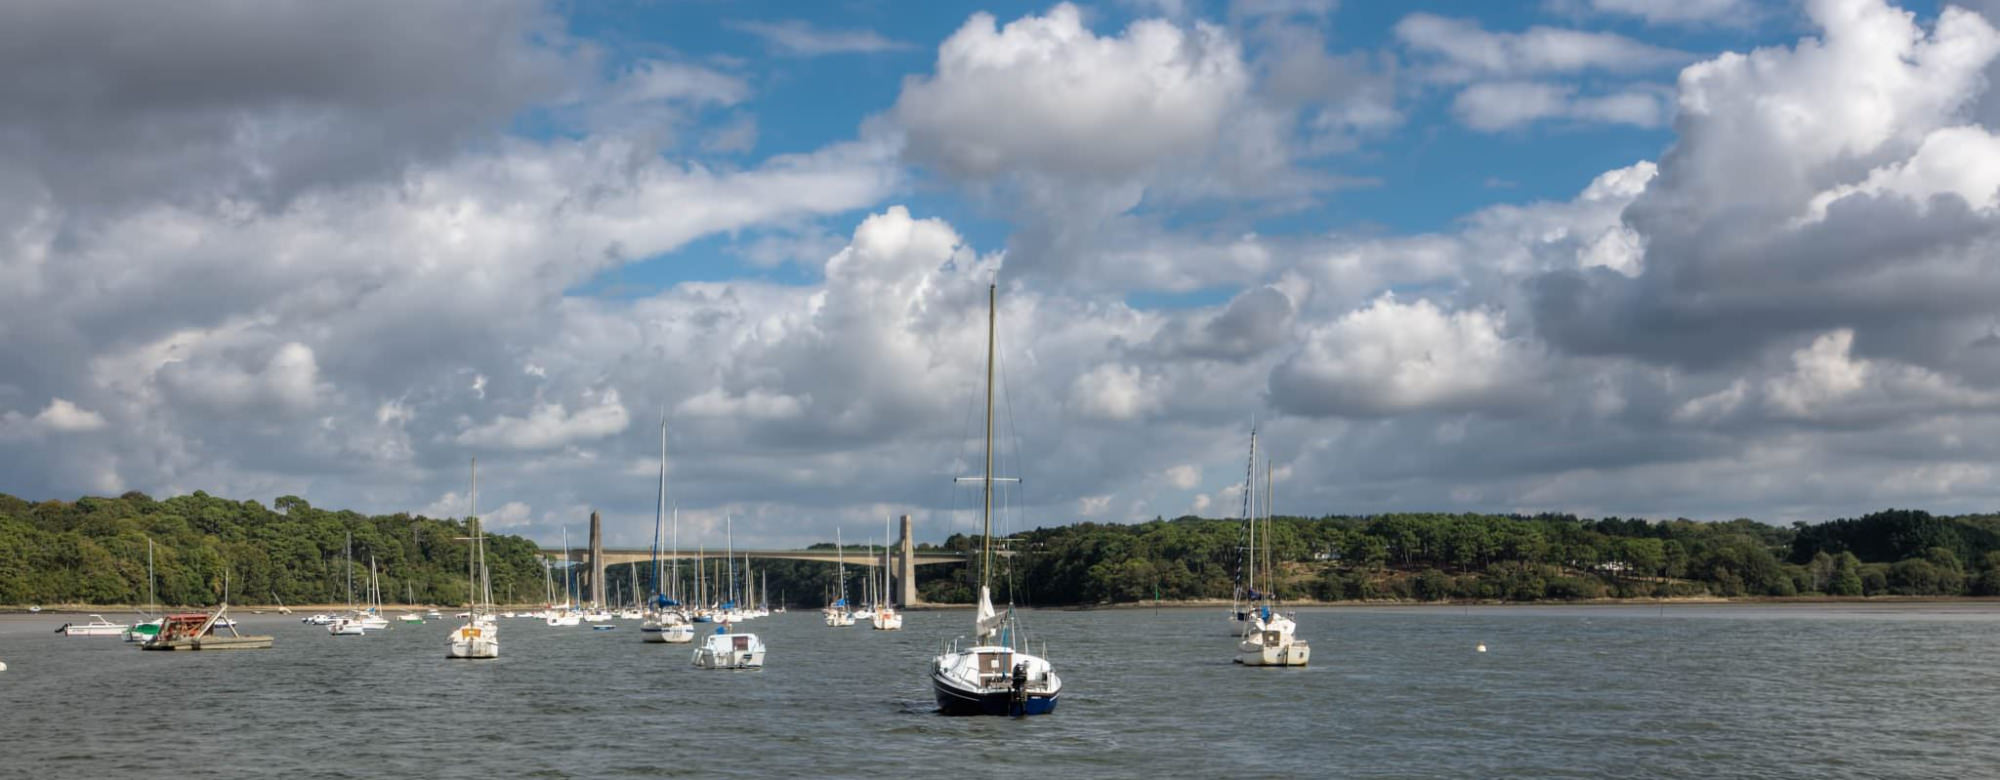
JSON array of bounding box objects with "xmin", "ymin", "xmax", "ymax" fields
[{"xmin": 932, "ymin": 674, "xmax": 1059, "ymax": 716}]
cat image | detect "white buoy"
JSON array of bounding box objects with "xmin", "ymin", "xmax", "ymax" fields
[
  {"xmin": 1476, "ymin": 643, "xmax": 1487, "ymax": 653},
  {"xmin": 0, "ymin": 660, "xmax": 9, "ymax": 671}
]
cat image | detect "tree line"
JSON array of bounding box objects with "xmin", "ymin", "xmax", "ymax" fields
[
  {"xmin": 0, "ymin": 491, "xmax": 549, "ymax": 608},
  {"xmin": 8, "ymin": 489, "xmax": 2000, "ymax": 607}
]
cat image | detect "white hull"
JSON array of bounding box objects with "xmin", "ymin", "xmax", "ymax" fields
[
  {"xmin": 823, "ymin": 612, "xmax": 854, "ymax": 627},
  {"xmin": 327, "ymin": 619, "xmax": 366, "ymax": 636},
  {"xmin": 692, "ymin": 632, "xmax": 765, "ymax": 669},
  {"xmin": 871, "ymin": 611, "xmax": 903, "ymax": 631},
  {"xmin": 692, "ymin": 648, "xmax": 764, "ymax": 669},
  {"xmin": 447, "ymin": 623, "xmax": 499, "ymax": 659},
  {"xmin": 1235, "ymin": 615, "xmax": 1309, "ymax": 667},
  {"xmin": 61, "ymin": 625, "xmax": 128, "ymax": 637},
  {"xmin": 642, "ymin": 622, "xmax": 695, "ymax": 644},
  {"xmin": 545, "ymin": 613, "xmax": 581, "ymax": 627}
]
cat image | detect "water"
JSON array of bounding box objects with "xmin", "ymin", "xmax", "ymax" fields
[{"xmin": 1, "ymin": 604, "xmax": 1995, "ymax": 778}]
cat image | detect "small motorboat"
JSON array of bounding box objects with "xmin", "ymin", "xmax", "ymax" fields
[
  {"xmin": 58, "ymin": 615, "xmax": 130, "ymax": 637},
  {"xmin": 327, "ymin": 616, "xmax": 367, "ymax": 636},
  {"xmin": 692, "ymin": 628, "xmax": 764, "ymax": 670}
]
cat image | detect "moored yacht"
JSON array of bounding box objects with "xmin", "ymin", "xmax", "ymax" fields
[
  {"xmin": 692, "ymin": 626, "xmax": 765, "ymax": 670},
  {"xmin": 929, "ymin": 283, "xmax": 1061, "ymax": 717},
  {"xmin": 448, "ymin": 459, "xmax": 500, "ymax": 660}
]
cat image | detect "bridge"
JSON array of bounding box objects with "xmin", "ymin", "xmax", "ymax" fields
[{"xmin": 537, "ymin": 514, "xmax": 965, "ymax": 605}]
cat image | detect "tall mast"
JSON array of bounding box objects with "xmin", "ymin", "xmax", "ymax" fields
[
  {"xmin": 836, "ymin": 527, "xmax": 845, "ymax": 607},
  {"xmin": 470, "ymin": 458, "xmax": 480, "ymax": 613},
  {"xmin": 726, "ymin": 514, "xmax": 735, "ymax": 606},
  {"xmin": 1264, "ymin": 456, "xmax": 1274, "ymax": 605},
  {"xmin": 981, "ymin": 282, "xmax": 997, "ymax": 589},
  {"xmin": 346, "ymin": 532, "xmax": 354, "ymax": 610},
  {"xmin": 654, "ymin": 418, "xmax": 667, "ymax": 606},
  {"xmin": 671, "ymin": 506, "xmax": 680, "ymax": 603},
  {"xmin": 147, "ymin": 537, "xmax": 156, "ymax": 615}
]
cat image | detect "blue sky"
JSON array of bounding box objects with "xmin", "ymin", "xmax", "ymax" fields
[{"xmin": 559, "ymin": 0, "xmax": 1752, "ymax": 303}]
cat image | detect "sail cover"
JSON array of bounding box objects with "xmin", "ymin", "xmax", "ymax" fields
[{"xmin": 976, "ymin": 586, "xmax": 1004, "ymax": 642}]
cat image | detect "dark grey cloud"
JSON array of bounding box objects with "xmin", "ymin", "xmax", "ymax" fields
[{"xmin": 0, "ymin": 0, "xmax": 579, "ymax": 215}]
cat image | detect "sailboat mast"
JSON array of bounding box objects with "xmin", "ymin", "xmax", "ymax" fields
[
  {"xmin": 837, "ymin": 527, "xmax": 845, "ymax": 608},
  {"xmin": 470, "ymin": 458, "xmax": 479, "ymax": 613},
  {"xmin": 346, "ymin": 532, "xmax": 355, "ymax": 610},
  {"xmin": 726, "ymin": 514, "xmax": 735, "ymax": 606},
  {"xmin": 981, "ymin": 282, "xmax": 997, "ymax": 589},
  {"xmin": 1265, "ymin": 456, "xmax": 1274, "ymax": 606},
  {"xmin": 654, "ymin": 419, "xmax": 667, "ymax": 606},
  {"xmin": 671, "ymin": 506, "xmax": 680, "ymax": 603},
  {"xmin": 147, "ymin": 537, "xmax": 156, "ymax": 615}
]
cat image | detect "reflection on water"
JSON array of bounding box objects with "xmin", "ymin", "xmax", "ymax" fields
[{"xmin": 1, "ymin": 603, "xmax": 1995, "ymax": 778}]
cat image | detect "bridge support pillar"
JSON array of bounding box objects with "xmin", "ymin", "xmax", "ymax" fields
[
  {"xmin": 589, "ymin": 510, "xmax": 604, "ymax": 608},
  {"xmin": 899, "ymin": 514, "xmax": 921, "ymax": 606}
]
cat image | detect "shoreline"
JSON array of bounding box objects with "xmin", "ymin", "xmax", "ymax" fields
[{"xmin": 9, "ymin": 595, "xmax": 1998, "ymax": 615}]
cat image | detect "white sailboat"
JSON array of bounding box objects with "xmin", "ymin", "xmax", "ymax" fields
[
  {"xmin": 449, "ymin": 458, "xmax": 500, "ymax": 659},
  {"xmin": 125, "ymin": 538, "xmax": 163, "ymax": 643},
  {"xmin": 873, "ymin": 515, "xmax": 903, "ymax": 630},
  {"xmin": 328, "ymin": 532, "xmax": 367, "ymax": 636},
  {"xmin": 1236, "ymin": 455, "xmax": 1308, "ymax": 667},
  {"xmin": 930, "ymin": 282, "xmax": 1062, "ymax": 716},
  {"xmin": 359, "ymin": 556, "xmax": 390, "ymax": 630},
  {"xmin": 641, "ymin": 418, "xmax": 695, "ymax": 644},
  {"xmin": 823, "ymin": 528, "xmax": 855, "ymax": 627},
  {"xmin": 546, "ymin": 527, "xmax": 581, "ymax": 627},
  {"xmin": 1228, "ymin": 423, "xmax": 1261, "ymax": 636}
]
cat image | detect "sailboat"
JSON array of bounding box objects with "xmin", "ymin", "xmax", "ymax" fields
[
  {"xmin": 328, "ymin": 533, "xmax": 367, "ymax": 636},
  {"xmin": 546, "ymin": 527, "xmax": 581, "ymax": 627},
  {"xmin": 359, "ymin": 556, "xmax": 390, "ymax": 630},
  {"xmin": 873, "ymin": 515, "xmax": 903, "ymax": 630},
  {"xmin": 1236, "ymin": 455, "xmax": 1308, "ymax": 667},
  {"xmin": 448, "ymin": 458, "xmax": 500, "ymax": 659},
  {"xmin": 930, "ymin": 282, "xmax": 1062, "ymax": 716},
  {"xmin": 1228, "ymin": 423, "xmax": 1261, "ymax": 636},
  {"xmin": 823, "ymin": 528, "xmax": 855, "ymax": 627},
  {"xmin": 642, "ymin": 419, "xmax": 696, "ymax": 644},
  {"xmin": 125, "ymin": 538, "xmax": 163, "ymax": 643}
]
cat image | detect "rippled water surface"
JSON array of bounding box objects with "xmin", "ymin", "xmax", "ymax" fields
[{"xmin": 2, "ymin": 603, "xmax": 1997, "ymax": 778}]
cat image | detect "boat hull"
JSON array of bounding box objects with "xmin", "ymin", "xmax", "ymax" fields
[
  {"xmin": 61, "ymin": 624, "xmax": 128, "ymax": 637},
  {"xmin": 931, "ymin": 673, "xmax": 1059, "ymax": 716},
  {"xmin": 641, "ymin": 624, "xmax": 695, "ymax": 643},
  {"xmin": 142, "ymin": 635, "xmax": 273, "ymax": 651},
  {"xmin": 1234, "ymin": 644, "xmax": 1311, "ymax": 666},
  {"xmin": 691, "ymin": 649, "xmax": 764, "ymax": 669}
]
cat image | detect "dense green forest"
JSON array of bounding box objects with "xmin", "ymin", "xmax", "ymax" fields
[
  {"xmin": 8, "ymin": 490, "xmax": 2000, "ymax": 608},
  {"xmin": 0, "ymin": 491, "xmax": 548, "ymax": 607},
  {"xmin": 957, "ymin": 508, "xmax": 2000, "ymax": 604}
]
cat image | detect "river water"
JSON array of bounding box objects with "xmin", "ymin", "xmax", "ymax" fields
[{"xmin": 0, "ymin": 603, "xmax": 1994, "ymax": 778}]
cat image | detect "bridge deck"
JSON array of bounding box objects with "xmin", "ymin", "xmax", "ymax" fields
[{"xmin": 538, "ymin": 548, "xmax": 967, "ymax": 567}]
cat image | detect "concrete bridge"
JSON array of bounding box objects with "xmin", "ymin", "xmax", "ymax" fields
[{"xmin": 540, "ymin": 514, "xmax": 964, "ymax": 605}]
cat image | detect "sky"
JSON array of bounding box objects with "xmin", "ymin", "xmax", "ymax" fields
[{"xmin": 8, "ymin": 0, "xmax": 2000, "ymax": 549}]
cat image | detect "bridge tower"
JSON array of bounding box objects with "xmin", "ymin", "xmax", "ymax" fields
[
  {"xmin": 588, "ymin": 510, "xmax": 604, "ymax": 608},
  {"xmin": 899, "ymin": 514, "xmax": 921, "ymax": 606}
]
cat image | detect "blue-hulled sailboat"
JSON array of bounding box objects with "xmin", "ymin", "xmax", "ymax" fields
[{"xmin": 929, "ymin": 282, "xmax": 1062, "ymax": 717}]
